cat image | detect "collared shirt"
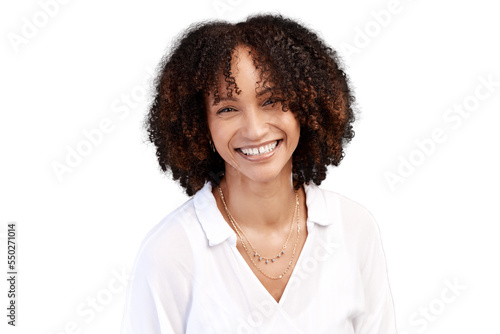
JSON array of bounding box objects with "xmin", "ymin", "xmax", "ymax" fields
[{"xmin": 120, "ymin": 182, "xmax": 398, "ymax": 334}]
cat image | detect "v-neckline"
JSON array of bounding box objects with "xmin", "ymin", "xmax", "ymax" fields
[{"xmin": 229, "ymin": 220, "xmax": 315, "ymax": 306}]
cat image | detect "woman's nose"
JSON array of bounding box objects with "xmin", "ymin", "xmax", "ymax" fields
[{"xmin": 241, "ymin": 108, "xmax": 268, "ymax": 140}]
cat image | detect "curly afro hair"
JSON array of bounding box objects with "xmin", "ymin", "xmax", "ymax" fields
[{"xmin": 146, "ymin": 14, "xmax": 356, "ymax": 196}]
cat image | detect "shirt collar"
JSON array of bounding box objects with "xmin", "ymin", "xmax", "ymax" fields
[
  {"xmin": 303, "ymin": 182, "xmax": 334, "ymax": 227},
  {"xmin": 193, "ymin": 182, "xmax": 335, "ymax": 247}
]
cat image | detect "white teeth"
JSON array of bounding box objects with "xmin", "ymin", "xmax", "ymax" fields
[{"xmin": 240, "ymin": 141, "xmax": 279, "ymax": 156}]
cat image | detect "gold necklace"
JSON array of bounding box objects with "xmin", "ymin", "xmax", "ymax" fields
[
  {"xmin": 218, "ymin": 188, "xmax": 297, "ymax": 264},
  {"xmin": 217, "ymin": 186, "xmax": 300, "ymax": 280}
]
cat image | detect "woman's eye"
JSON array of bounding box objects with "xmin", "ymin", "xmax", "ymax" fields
[
  {"xmin": 263, "ymin": 98, "xmax": 282, "ymax": 107},
  {"xmin": 217, "ymin": 107, "xmax": 236, "ymax": 114}
]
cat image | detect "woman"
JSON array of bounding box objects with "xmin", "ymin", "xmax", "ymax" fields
[{"xmin": 121, "ymin": 14, "xmax": 397, "ymax": 333}]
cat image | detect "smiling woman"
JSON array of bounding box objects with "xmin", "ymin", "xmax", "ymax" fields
[{"xmin": 121, "ymin": 13, "xmax": 398, "ymax": 334}]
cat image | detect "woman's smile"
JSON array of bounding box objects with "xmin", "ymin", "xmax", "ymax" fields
[{"xmin": 236, "ymin": 139, "xmax": 281, "ymax": 161}]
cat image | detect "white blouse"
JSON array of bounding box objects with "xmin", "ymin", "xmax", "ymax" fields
[{"xmin": 120, "ymin": 182, "xmax": 398, "ymax": 334}]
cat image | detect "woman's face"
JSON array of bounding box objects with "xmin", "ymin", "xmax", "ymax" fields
[{"xmin": 205, "ymin": 45, "xmax": 300, "ymax": 185}]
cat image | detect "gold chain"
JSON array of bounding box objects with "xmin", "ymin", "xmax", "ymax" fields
[
  {"xmin": 217, "ymin": 186, "xmax": 300, "ymax": 280},
  {"xmin": 218, "ymin": 187, "xmax": 296, "ymax": 263}
]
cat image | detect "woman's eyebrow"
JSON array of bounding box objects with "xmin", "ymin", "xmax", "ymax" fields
[
  {"xmin": 219, "ymin": 95, "xmax": 238, "ymax": 102},
  {"xmin": 212, "ymin": 95, "xmax": 238, "ymax": 106},
  {"xmin": 256, "ymin": 88, "xmax": 273, "ymax": 97},
  {"xmin": 211, "ymin": 88, "xmax": 275, "ymax": 106}
]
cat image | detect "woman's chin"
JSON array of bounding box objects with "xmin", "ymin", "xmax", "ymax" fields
[{"xmin": 225, "ymin": 166, "xmax": 292, "ymax": 186}]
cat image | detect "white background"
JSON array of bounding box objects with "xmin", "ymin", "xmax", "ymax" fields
[{"xmin": 1, "ymin": 0, "xmax": 499, "ymax": 333}]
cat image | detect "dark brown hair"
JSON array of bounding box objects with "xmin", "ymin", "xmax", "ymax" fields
[{"xmin": 145, "ymin": 14, "xmax": 356, "ymax": 196}]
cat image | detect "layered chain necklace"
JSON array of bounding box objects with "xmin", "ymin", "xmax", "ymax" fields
[{"xmin": 217, "ymin": 186, "xmax": 300, "ymax": 280}]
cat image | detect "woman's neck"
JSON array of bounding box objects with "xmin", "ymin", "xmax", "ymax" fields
[{"xmin": 217, "ymin": 169, "xmax": 298, "ymax": 234}]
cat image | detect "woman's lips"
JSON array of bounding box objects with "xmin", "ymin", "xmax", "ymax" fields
[{"xmin": 236, "ymin": 140, "xmax": 282, "ymax": 161}]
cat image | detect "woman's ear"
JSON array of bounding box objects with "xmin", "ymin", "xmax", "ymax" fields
[{"xmin": 209, "ymin": 139, "xmax": 216, "ymax": 153}]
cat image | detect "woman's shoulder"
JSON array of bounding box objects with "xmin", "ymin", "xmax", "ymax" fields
[
  {"xmin": 144, "ymin": 198, "xmax": 197, "ymax": 242},
  {"xmin": 131, "ymin": 197, "xmax": 202, "ymax": 273},
  {"xmin": 304, "ymin": 183, "xmax": 380, "ymax": 236},
  {"xmin": 131, "ymin": 183, "xmax": 220, "ymax": 273}
]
